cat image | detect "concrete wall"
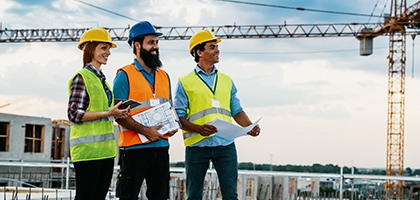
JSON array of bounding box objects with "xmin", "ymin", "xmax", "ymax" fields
[
  {"xmin": 0, "ymin": 113, "xmax": 121, "ymax": 164},
  {"xmin": 0, "ymin": 113, "xmax": 52, "ymax": 161}
]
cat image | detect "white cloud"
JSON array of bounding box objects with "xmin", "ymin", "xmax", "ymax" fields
[
  {"xmin": 52, "ymin": 0, "xmax": 80, "ymax": 12},
  {"xmin": 1, "ymin": 43, "xmax": 78, "ymax": 67},
  {"xmin": 127, "ymin": 0, "xmax": 218, "ymax": 25},
  {"xmin": 0, "ymin": 94, "xmax": 66, "ymax": 119},
  {"xmin": 0, "ymin": 1, "xmax": 15, "ymax": 19}
]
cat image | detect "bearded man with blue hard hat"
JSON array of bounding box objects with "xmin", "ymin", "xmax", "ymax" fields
[{"xmin": 113, "ymin": 20, "xmax": 178, "ymax": 200}]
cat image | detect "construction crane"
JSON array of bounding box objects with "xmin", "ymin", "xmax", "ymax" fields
[
  {"xmin": 0, "ymin": 103, "xmax": 10, "ymax": 109},
  {"xmin": 356, "ymin": 1, "xmax": 420, "ymax": 199},
  {"xmin": 1, "ymin": 1, "xmax": 420, "ymax": 198},
  {"xmin": 2, "ymin": 22, "xmax": 420, "ymax": 42}
]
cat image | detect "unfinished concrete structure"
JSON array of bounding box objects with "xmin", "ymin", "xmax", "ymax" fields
[{"xmin": 0, "ymin": 113, "xmax": 71, "ymax": 188}]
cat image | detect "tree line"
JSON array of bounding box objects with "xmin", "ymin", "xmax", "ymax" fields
[{"xmin": 171, "ymin": 162, "xmax": 420, "ymax": 176}]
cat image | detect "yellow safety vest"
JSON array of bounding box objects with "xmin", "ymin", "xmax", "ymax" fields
[
  {"xmin": 179, "ymin": 71, "xmax": 233, "ymax": 146},
  {"xmin": 68, "ymin": 68, "xmax": 116, "ymax": 162}
]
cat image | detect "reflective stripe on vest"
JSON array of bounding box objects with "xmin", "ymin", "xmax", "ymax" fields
[
  {"xmin": 188, "ymin": 107, "xmax": 231, "ymax": 122},
  {"xmin": 183, "ymin": 107, "xmax": 231, "ymax": 139},
  {"xmin": 117, "ymin": 64, "xmax": 171, "ymax": 147},
  {"xmin": 70, "ymin": 132, "xmax": 115, "ymax": 147},
  {"xmin": 132, "ymin": 98, "xmax": 168, "ymax": 109},
  {"xmin": 179, "ymin": 71, "xmax": 233, "ymax": 146},
  {"xmin": 68, "ymin": 68, "xmax": 116, "ymax": 162}
]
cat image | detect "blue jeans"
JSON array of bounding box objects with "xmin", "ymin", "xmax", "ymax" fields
[{"xmin": 185, "ymin": 142, "xmax": 238, "ymax": 200}]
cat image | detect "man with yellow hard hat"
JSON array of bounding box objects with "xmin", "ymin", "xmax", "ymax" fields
[{"xmin": 174, "ymin": 29, "xmax": 261, "ymax": 200}]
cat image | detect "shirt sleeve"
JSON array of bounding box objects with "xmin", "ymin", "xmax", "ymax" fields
[
  {"xmin": 230, "ymin": 80, "xmax": 243, "ymax": 117},
  {"xmin": 113, "ymin": 70, "xmax": 129, "ymax": 101},
  {"xmin": 174, "ymin": 81, "xmax": 188, "ymax": 119},
  {"xmin": 67, "ymin": 74, "xmax": 88, "ymax": 123}
]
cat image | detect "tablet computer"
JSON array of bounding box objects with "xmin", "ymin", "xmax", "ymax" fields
[{"xmin": 118, "ymin": 99, "xmax": 142, "ymax": 109}]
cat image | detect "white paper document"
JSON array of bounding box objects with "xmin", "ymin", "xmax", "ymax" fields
[
  {"xmin": 211, "ymin": 117, "xmax": 261, "ymax": 140},
  {"xmin": 131, "ymin": 101, "xmax": 180, "ymax": 143}
]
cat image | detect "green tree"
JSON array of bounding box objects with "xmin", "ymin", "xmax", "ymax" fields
[
  {"xmin": 406, "ymin": 167, "xmax": 413, "ymax": 176},
  {"xmin": 238, "ymin": 162, "xmax": 255, "ymax": 170},
  {"xmin": 413, "ymin": 169, "xmax": 420, "ymax": 176},
  {"xmin": 171, "ymin": 162, "xmax": 185, "ymax": 168}
]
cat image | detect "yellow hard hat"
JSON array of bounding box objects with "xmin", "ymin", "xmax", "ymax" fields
[
  {"xmin": 77, "ymin": 27, "xmax": 117, "ymax": 50},
  {"xmin": 189, "ymin": 29, "xmax": 221, "ymax": 55}
]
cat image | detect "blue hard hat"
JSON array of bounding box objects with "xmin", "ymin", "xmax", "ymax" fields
[{"xmin": 128, "ymin": 21, "xmax": 162, "ymax": 45}]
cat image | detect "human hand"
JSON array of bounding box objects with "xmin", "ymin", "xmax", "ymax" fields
[
  {"xmin": 110, "ymin": 102, "xmax": 130, "ymax": 119},
  {"xmin": 247, "ymin": 125, "xmax": 260, "ymax": 137},
  {"xmin": 198, "ymin": 124, "xmax": 218, "ymax": 136},
  {"xmin": 143, "ymin": 124, "xmax": 164, "ymax": 142},
  {"xmin": 166, "ymin": 129, "xmax": 178, "ymax": 137}
]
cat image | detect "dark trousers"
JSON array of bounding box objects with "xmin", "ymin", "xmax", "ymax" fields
[
  {"xmin": 116, "ymin": 147, "xmax": 170, "ymax": 200},
  {"xmin": 73, "ymin": 157, "xmax": 114, "ymax": 200}
]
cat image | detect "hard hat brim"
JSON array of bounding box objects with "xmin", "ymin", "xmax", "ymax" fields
[
  {"xmin": 78, "ymin": 41, "xmax": 117, "ymax": 50},
  {"xmin": 189, "ymin": 37, "xmax": 221, "ymax": 55}
]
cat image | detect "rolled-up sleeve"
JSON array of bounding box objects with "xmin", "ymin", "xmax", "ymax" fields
[
  {"xmin": 230, "ymin": 80, "xmax": 243, "ymax": 117},
  {"xmin": 67, "ymin": 75, "xmax": 88, "ymax": 123},
  {"xmin": 174, "ymin": 81, "xmax": 188, "ymax": 119}
]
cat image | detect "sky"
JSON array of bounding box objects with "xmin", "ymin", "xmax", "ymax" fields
[{"xmin": 1, "ymin": 0, "xmax": 420, "ymax": 169}]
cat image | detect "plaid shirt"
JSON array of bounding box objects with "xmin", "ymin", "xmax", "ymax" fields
[{"xmin": 67, "ymin": 64, "xmax": 112, "ymax": 123}]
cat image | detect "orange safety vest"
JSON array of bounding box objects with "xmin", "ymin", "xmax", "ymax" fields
[{"xmin": 117, "ymin": 63, "xmax": 170, "ymax": 147}]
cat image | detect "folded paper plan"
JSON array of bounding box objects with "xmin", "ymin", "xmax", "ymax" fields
[{"xmin": 131, "ymin": 101, "xmax": 180, "ymax": 143}]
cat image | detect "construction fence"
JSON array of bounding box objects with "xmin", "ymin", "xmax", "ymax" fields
[{"xmin": 1, "ymin": 159, "xmax": 420, "ymax": 200}]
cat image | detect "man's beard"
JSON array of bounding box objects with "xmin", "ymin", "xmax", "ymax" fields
[{"xmin": 140, "ymin": 48, "xmax": 162, "ymax": 70}]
